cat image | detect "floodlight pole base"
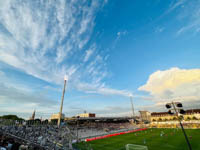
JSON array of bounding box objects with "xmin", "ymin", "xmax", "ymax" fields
[{"xmin": 179, "ymin": 121, "xmax": 192, "ymax": 150}]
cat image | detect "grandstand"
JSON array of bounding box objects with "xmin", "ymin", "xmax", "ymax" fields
[
  {"xmin": 0, "ymin": 117, "xmax": 139, "ymax": 149},
  {"xmin": 67, "ymin": 117, "xmax": 139, "ymax": 140}
]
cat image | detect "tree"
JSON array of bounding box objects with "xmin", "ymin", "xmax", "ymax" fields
[
  {"xmin": 0, "ymin": 115, "xmax": 24, "ymax": 121},
  {"xmin": 42, "ymin": 119, "xmax": 49, "ymax": 125},
  {"xmin": 35, "ymin": 119, "xmax": 41, "ymax": 125},
  {"xmin": 51, "ymin": 119, "xmax": 58, "ymax": 125}
]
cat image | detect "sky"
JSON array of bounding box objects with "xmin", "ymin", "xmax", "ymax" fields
[{"xmin": 0, "ymin": 0, "xmax": 200, "ymax": 119}]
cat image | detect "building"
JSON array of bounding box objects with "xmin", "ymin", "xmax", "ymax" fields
[
  {"xmin": 50, "ymin": 113, "xmax": 65, "ymax": 120},
  {"xmin": 29, "ymin": 110, "xmax": 35, "ymax": 120},
  {"xmin": 76, "ymin": 113, "xmax": 95, "ymax": 118},
  {"xmin": 184, "ymin": 109, "xmax": 200, "ymax": 120},
  {"xmin": 139, "ymin": 111, "xmax": 151, "ymax": 122},
  {"xmin": 151, "ymin": 109, "xmax": 200, "ymax": 122},
  {"xmin": 151, "ymin": 112, "xmax": 172, "ymax": 122}
]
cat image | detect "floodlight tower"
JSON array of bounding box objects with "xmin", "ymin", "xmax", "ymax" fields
[
  {"xmin": 58, "ymin": 75, "xmax": 68, "ymax": 128},
  {"xmin": 166, "ymin": 101, "xmax": 192, "ymax": 150},
  {"xmin": 130, "ymin": 95, "xmax": 135, "ymax": 118}
]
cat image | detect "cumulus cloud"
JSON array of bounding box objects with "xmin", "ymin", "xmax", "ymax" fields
[{"xmin": 139, "ymin": 68, "xmax": 200, "ymax": 106}]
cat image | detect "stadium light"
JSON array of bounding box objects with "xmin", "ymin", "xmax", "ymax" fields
[
  {"xmin": 168, "ymin": 110, "xmax": 174, "ymax": 115},
  {"xmin": 129, "ymin": 95, "xmax": 135, "ymax": 119},
  {"xmin": 166, "ymin": 103, "xmax": 171, "ymax": 109},
  {"xmin": 179, "ymin": 109, "xmax": 186, "ymax": 114},
  {"xmin": 58, "ymin": 75, "xmax": 68, "ymax": 128},
  {"xmin": 165, "ymin": 101, "xmax": 192, "ymax": 150},
  {"xmin": 176, "ymin": 102, "xmax": 183, "ymax": 108},
  {"xmin": 64, "ymin": 75, "xmax": 68, "ymax": 81}
]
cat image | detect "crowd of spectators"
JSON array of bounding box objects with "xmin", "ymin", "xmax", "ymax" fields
[
  {"xmin": 0, "ymin": 119, "xmax": 137, "ymax": 149},
  {"xmin": 0, "ymin": 124, "xmax": 74, "ymax": 150},
  {"xmin": 0, "ymin": 133, "xmax": 41, "ymax": 150}
]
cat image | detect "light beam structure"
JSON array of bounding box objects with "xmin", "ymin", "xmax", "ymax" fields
[{"xmin": 58, "ymin": 75, "xmax": 68, "ymax": 127}]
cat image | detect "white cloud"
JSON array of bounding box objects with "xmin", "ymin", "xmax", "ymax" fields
[
  {"xmin": 0, "ymin": 70, "xmax": 4, "ymax": 76},
  {"xmin": 117, "ymin": 31, "xmax": 127, "ymax": 38},
  {"xmin": 76, "ymin": 82, "xmax": 132, "ymax": 97},
  {"xmin": 0, "ymin": 0, "xmax": 103, "ymax": 84},
  {"xmin": 155, "ymin": 26, "xmax": 165, "ymax": 33},
  {"xmin": 161, "ymin": 0, "xmax": 200, "ymax": 36},
  {"xmin": 166, "ymin": 0, "xmax": 186, "ymax": 14},
  {"xmin": 0, "ymin": 0, "xmax": 109, "ymax": 86},
  {"xmin": 175, "ymin": 0, "xmax": 200, "ymax": 35},
  {"xmin": 0, "ymin": 81, "xmax": 59, "ymax": 118},
  {"xmin": 0, "ymin": 70, "xmax": 60, "ymax": 118},
  {"xmin": 95, "ymin": 87, "xmax": 132, "ymax": 97},
  {"xmin": 0, "ymin": 0, "xmax": 133, "ymax": 106},
  {"xmin": 83, "ymin": 49, "xmax": 94, "ymax": 62},
  {"xmin": 139, "ymin": 67, "xmax": 200, "ymax": 105}
]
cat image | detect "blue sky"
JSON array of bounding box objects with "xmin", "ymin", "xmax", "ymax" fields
[{"xmin": 0, "ymin": 0, "xmax": 200, "ymax": 119}]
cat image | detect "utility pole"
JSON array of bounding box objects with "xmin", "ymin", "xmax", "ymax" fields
[{"xmin": 58, "ymin": 75, "xmax": 68, "ymax": 128}]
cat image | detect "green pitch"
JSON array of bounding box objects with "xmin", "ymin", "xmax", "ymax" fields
[{"xmin": 75, "ymin": 128, "xmax": 200, "ymax": 150}]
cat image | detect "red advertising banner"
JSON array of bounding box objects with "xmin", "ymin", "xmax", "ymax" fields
[{"xmin": 85, "ymin": 128, "xmax": 147, "ymax": 142}]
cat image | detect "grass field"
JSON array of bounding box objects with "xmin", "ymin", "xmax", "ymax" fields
[{"xmin": 76, "ymin": 128, "xmax": 200, "ymax": 150}]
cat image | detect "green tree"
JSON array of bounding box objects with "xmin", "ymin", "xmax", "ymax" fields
[{"xmin": 0, "ymin": 115, "xmax": 24, "ymax": 120}]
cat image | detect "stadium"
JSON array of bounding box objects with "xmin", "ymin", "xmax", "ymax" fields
[
  {"xmin": 1, "ymin": 108, "xmax": 200, "ymax": 149},
  {"xmin": 1, "ymin": 0, "xmax": 200, "ymax": 150}
]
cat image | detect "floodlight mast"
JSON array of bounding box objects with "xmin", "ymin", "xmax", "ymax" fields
[
  {"xmin": 58, "ymin": 75, "xmax": 68, "ymax": 128},
  {"xmin": 130, "ymin": 95, "xmax": 135, "ymax": 119},
  {"xmin": 166, "ymin": 101, "xmax": 192, "ymax": 150}
]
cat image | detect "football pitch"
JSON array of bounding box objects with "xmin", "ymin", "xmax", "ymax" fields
[{"xmin": 76, "ymin": 128, "xmax": 200, "ymax": 150}]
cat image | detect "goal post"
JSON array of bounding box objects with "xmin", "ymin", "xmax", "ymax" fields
[{"xmin": 126, "ymin": 144, "xmax": 148, "ymax": 150}]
